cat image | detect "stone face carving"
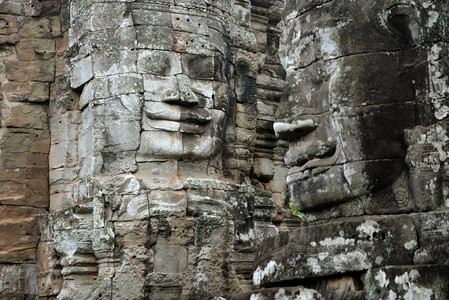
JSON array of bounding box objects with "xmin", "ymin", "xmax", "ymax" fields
[
  {"xmin": 18, "ymin": 0, "xmax": 289, "ymax": 299},
  {"xmin": 135, "ymin": 12, "xmax": 232, "ymax": 163},
  {"xmin": 274, "ymin": 0, "xmax": 448, "ymax": 219},
  {"xmin": 244, "ymin": 1, "xmax": 449, "ymax": 299}
]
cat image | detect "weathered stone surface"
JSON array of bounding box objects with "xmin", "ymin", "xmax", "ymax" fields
[
  {"xmin": 275, "ymin": 0, "xmax": 449, "ymax": 219},
  {"xmin": 412, "ymin": 211, "xmax": 449, "ymax": 265},
  {"xmin": 246, "ymin": 1, "xmax": 449, "ymax": 299},
  {"xmin": 0, "ymin": 206, "xmax": 41, "ymax": 262},
  {"xmin": 253, "ymin": 215, "xmax": 417, "ymax": 286},
  {"xmin": 0, "ymin": 264, "xmax": 37, "ymax": 298},
  {"xmin": 232, "ymin": 286, "xmax": 324, "ymax": 300},
  {"xmin": 364, "ymin": 266, "xmax": 449, "ymax": 300},
  {"xmin": 6, "ymin": 56, "xmax": 53, "ymax": 81},
  {"xmin": 3, "ymin": 81, "xmax": 49, "ymax": 102}
]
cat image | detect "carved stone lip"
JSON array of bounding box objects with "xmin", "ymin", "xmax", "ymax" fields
[
  {"xmin": 146, "ymin": 108, "xmax": 212, "ymax": 124},
  {"xmin": 286, "ymin": 150, "xmax": 339, "ymax": 184}
]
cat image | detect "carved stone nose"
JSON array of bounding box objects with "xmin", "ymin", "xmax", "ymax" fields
[
  {"xmin": 176, "ymin": 74, "xmax": 199, "ymax": 105},
  {"xmin": 273, "ymin": 119, "xmax": 318, "ymax": 141}
]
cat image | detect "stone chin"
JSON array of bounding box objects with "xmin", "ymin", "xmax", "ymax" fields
[{"xmin": 288, "ymin": 165, "xmax": 354, "ymax": 211}]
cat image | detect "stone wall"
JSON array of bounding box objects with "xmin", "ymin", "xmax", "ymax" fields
[{"xmin": 0, "ymin": 0, "xmax": 63, "ymax": 298}]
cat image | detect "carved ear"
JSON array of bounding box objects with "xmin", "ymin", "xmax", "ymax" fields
[{"xmin": 385, "ymin": 4, "xmax": 421, "ymax": 48}]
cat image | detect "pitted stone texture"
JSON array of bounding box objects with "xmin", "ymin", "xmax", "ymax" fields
[
  {"xmin": 253, "ymin": 215, "xmax": 417, "ymax": 286},
  {"xmin": 412, "ymin": 211, "xmax": 449, "ymax": 265}
]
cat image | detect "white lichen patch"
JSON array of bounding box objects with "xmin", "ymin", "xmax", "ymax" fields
[
  {"xmin": 274, "ymin": 288, "xmax": 289, "ymax": 300},
  {"xmin": 250, "ymin": 293, "xmax": 263, "ymax": 300},
  {"xmin": 395, "ymin": 270, "xmax": 434, "ymax": 300},
  {"xmin": 343, "ymin": 163, "xmax": 357, "ymax": 186},
  {"xmin": 404, "ymin": 240, "xmax": 418, "ymax": 250},
  {"xmin": 356, "ymin": 220, "xmax": 380, "ymax": 240},
  {"xmin": 307, "ymin": 258, "xmax": 322, "ymax": 274},
  {"xmin": 427, "ymin": 10, "xmax": 439, "ymax": 28},
  {"xmin": 332, "ymin": 251, "xmax": 371, "ymax": 272},
  {"xmin": 237, "ymin": 228, "xmax": 255, "ymax": 242},
  {"xmin": 319, "ymin": 28, "xmax": 339, "ymax": 59},
  {"xmin": 318, "ymin": 252, "xmax": 329, "ymax": 261},
  {"xmin": 375, "ymin": 256, "xmax": 384, "ymax": 265},
  {"xmin": 428, "ymin": 44, "xmax": 449, "ymax": 120},
  {"xmin": 389, "ymin": 290, "xmax": 398, "ymax": 300},
  {"xmin": 253, "ymin": 260, "xmax": 278, "ymax": 286},
  {"xmin": 374, "ymin": 269, "xmax": 390, "ymax": 288},
  {"xmin": 319, "ymin": 236, "xmax": 355, "ymax": 247}
]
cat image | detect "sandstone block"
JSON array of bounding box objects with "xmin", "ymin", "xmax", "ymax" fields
[
  {"xmin": 111, "ymin": 194, "xmax": 149, "ymax": 221},
  {"xmin": 5, "ymin": 103, "xmax": 48, "ymax": 129},
  {"xmin": 412, "ymin": 211, "xmax": 449, "ymax": 265},
  {"xmin": 16, "ymin": 38, "xmax": 55, "ymax": 60},
  {"xmin": 154, "ymin": 244, "xmax": 188, "ymax": 273},
  {"xmin": 171, "ymin": 13, "xmax": 208, "ymax": 35},
  {"xmin": 132, "ymin": 6, "xmax": 172, "ymax": 26},
  {"xmin": 0, "ymin": 14, "xmax": 18, "ymax": 35},
  {"xmin": 92, "ymin": 50, "xmax": 137, "ymax": 77},
  {"xmin": 133, "ymin": 162, "xmax": 183, "ymax": 190},
  {"xmin": 138, "ymin": 49, "xmax": 181, "ymax": 75},
  {"xmin": 173, "ymin": 31, "xmax": 211, "ymax": 55},
  {"xmin": 136, "ymin": 25, "xmax": 174, "ymax": 50},
  {"xmin": 70, "ymin": 55, "xmax": 93, "ymax": 89},
  {"xmin": 5, "ymin": 60, "xmax": 55, "ymax": 82},
  {"xmin": 3, "ymin": 81, "xmax": 49, "ymax": 102},
  {"xmin": 90, "ymin": 3, "xmax": 130, "ymax": 31},
  {"xmin": 92, "ymin": 73, "xmax": 144, "ymax": 101},
  {"xmin": 1, "ymin": 130, "xmax": 49, "ymax": 155},
  {"xmin": 137, "ymin": 131, "xmax": 183, "ymax": 161},
  {"xmin": 0, "ymin": 264, "xmax": 37, "ymax": 298},
  {"xmin": 91, "ymin": 26, "xmax": 135, "ymax": 52},
  {"xmin": 148, "ymin": 190, "xmax": 187, "ymax": 217},
  {"xmin": 112, "ymin": 272, "xmax": 145, "ymax": 300},
  {"xmin": 20, "ymin": 17, "xmax": 52, "ymax": 38},
  {"xmin": 0, "ymin": 1, "xmax": 22, "ymax": 15}
]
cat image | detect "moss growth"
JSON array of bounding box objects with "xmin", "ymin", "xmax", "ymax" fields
[{"xmin": 289, "ymin": 202, "xmax": 305, "ymax": 216}]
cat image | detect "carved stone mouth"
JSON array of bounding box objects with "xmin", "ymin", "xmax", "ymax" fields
[
  {"xmin": 147, "ymin": 108, "xmax": 211, "ymax": 124},
  {"xmin": 144, "ymin": 106, "xmax": 211, "ymax": 134},
  {"xmin": 286, "ymin": 165, "xmax": 331, "ymax": 184},
  {"xmin": 144, "ymin": 119, "xmax": 209, "ymax": 134},
  {"xmin": 286, "ymin": 150, "xmax": 339, "ymax": 184}
]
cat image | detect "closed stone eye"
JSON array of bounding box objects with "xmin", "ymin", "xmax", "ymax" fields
[
  {"xmin": 388, "ymin": 13, "xmax": 413, "ymax": 47},
  {"xmin": 385, "ymin": 4, "xmax": 421, "ymax": 49}
]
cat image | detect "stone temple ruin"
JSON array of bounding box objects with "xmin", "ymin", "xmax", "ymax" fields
[{"xmin": 0, "ymin": 0, "xmax": 448, "ymax": 299}]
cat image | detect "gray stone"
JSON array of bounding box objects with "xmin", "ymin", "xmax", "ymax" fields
[{"xmin": 253, "ymin": 215, "xmax": 417, "ymax": 286}]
